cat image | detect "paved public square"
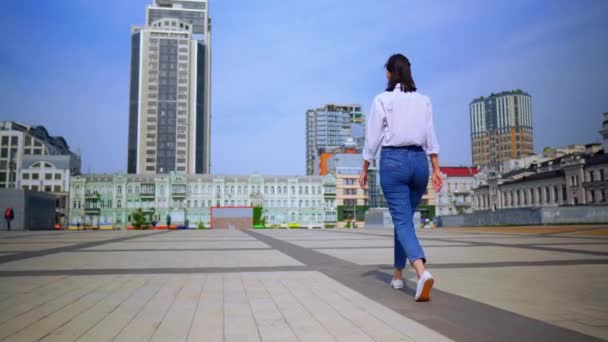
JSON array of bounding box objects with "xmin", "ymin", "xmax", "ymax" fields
[{"xmin": 0, "ymin": 226, "xmax": 607, "ymax": 341}]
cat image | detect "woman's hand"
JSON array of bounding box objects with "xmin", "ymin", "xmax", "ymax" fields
[
  {"xmin": 431, "ymin": 169, "xmax": 443, "ymax": 192},
  {"xmin": 359, "ymin": 170, "xmax": 368, "ymax": 189}
]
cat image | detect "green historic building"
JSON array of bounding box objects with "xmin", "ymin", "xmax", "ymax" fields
[{"xmin": 69, "ymin": 172, "xmax": 337, "ymax": 229}]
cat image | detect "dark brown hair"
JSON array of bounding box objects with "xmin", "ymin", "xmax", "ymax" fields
[{"xmin": 385, "ymin": 54, "xmax": 417, "ymax": 92}]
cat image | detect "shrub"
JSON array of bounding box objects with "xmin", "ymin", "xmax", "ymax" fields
[
  {"xmin": 198, "ymin": 222, "xmax": 206, "ymax": 230},
  {"xmin": 288, "ymin": 222, "xmax": 300, "ymax": 229},
  {"xmin": 131, "ymin": 209, "xmax": 147, "ymax": 230}
]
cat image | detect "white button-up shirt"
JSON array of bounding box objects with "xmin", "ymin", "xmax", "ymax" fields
[{"xmin": 362, "ymin": 86, "xmax": 440, "ymax": 162}]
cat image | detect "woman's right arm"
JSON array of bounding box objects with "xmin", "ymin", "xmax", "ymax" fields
[
  {"xmin": 360, "ymin": 96, "xmax": 385, "ymax": 189},
  {"xmin": 362, "ymin": 96, "xmax": 385, "ymax": 164},
  {"xmin": 425, "ymin": 99, "xmax": 443, "ymax": 192}
]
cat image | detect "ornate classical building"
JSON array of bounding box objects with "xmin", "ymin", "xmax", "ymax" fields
[
  {"xmin": 69, "ymin": 172, "xmax": 337, "ymax": 229},
  {"xmin": 473, "ymin": 145, "xmax": 607, "ymax": 211}
]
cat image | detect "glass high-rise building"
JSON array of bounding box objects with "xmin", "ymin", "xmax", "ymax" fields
[
  {"xmin": 128, "ymin": 0, "xmax": 211, "ymax": 175},
  {"xmin": 306, "ymin": 104, "xmax": 364, "ymax": 175},
  {"xmin": 470, "ymin": 90, "xmax": 534, "ymax": 169}
]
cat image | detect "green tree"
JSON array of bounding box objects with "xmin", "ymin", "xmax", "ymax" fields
[
  {"xmin": 131, "ymin": 209, "xmax": 147, "ymax": 230},
  {"xmin": 198, "ymin": 221, "xmax": 206, "ymax": 229},
  {"xmin": 253, "ymin": 206, "xmax": 263, "ymax": 225}
]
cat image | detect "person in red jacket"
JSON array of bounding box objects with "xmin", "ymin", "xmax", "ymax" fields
[{"xmin": 4, "ymin": 208, "xmax": 14, "ymax": 231}]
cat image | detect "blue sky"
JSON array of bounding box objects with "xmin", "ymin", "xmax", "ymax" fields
[{"xmin": 1, "ymin": 0, "xmax": 607, "ymax": 175}]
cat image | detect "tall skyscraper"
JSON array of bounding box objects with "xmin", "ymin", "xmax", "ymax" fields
[
  {"xmin": 470, "ymin": 90, "xmax": 534, "ymax": 168},
  {"xmin": 306, "ymin": 104, "xmax": 364, "ymax": 175},
  {"xmin": 128, "ymin": 0, "xmax": 211, "ymax": 175}
]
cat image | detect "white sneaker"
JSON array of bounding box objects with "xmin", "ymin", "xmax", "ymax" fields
[
  {"xmin": 415, "ymin": 271, "xmax": 434, "ymax": 302},
  {"xmin": 390, "ymin": 279, "xmax": 404, "ymax": 289}
]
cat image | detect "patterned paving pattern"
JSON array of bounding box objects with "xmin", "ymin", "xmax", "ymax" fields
[{"xmin": 0, "ymin": 227, "xmax": 606, "ymax": 341}]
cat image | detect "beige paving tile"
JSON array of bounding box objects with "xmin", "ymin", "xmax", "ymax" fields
[
  {"xmin": 187, "ymin": 274, "xmax": 223, "ymax": 342},
  {"xmin": 84, "ymin": 240, "xmax": 269, "ymax": 250},
  {"xmin": 0, "ymin": 250, "xmax": 303, "ymax": 270},
  {"xmin": 242, "ymin": 274, "xmax": 298, "ymax": 342},
  {"xmin": 533, "ymin": 244, "xmax": 608, "ymax": 253},
  {"xmin": 3, "ymin": 276, "xmax": 130, "ymax": 342},
  {"xmin": 0, "ymin": 276, "xmax": 101, "ymax": 325},
  {"xmin": 113, "ymin": 275, "xmax": 189, "ymax": 342},
  {"xmin": 0, "ymin": 243, "xmax": 76, "ymax": 251},
  {"xmin": 223, "ymin": 273, "xmax": 261, "ymax": 342},
  {"xmin": 260, "ymin": 272, "xmax": 335, "ymax": 342},
  {"xmin": 310, "ymin": 272, "xmax": 452, "ymax": 342},
  {"xmin": 0, "ymin": 276, "xmax": 66, "ymax": 302},
  {"xmin": 40, "ymin": 276, "xmax": 151, "ymax": 342},
  {"xmin": 150, "ymin": 274, "xmax": 205, "ymax": 342},
  {"xmin": 306, "ymin": 276, "xmax": 408, "ymax": 341},
  {"xmin": 428, "ymin": 265, "xmax": 608, "ymax": 340},
  {"xmin": 78, "ymin": 275, "xmax": 169, "ymax": 342},
  {"xmin": 316, "ymin": 246, "xmax": 608, "ymax": 265},
  {"xmin": 282, "ymin": 276, "xmax": 374, "ymax": 341},
  {"xmin": 0, "ymin": 275, "xmax": 117, "ymax": 340}
]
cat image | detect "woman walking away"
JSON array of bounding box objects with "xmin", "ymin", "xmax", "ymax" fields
[{"xmin": 359, "ymin": 53, "xmax": 443, "ymax": 302}]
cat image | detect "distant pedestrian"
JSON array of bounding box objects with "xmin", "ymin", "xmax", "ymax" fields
[
  {"xmin": 76, "ymin": 221, "xmax": 81, "ymax": 230},
  {"xmin": 4, "ymin": 208, "xmax": 14, "ymax": 231},
  {"xmin": 359, "ymin": 54, "xmax": 443, "ymax": 302}
]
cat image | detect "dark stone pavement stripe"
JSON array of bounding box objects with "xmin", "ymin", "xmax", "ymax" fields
[
  {"xmin": 325, "ymin": 229, "xmax": 608, "ymax": 257},
  {"xmin": 372, "ymin": 259, "xmax": 608, "ymax": 270},
  {"xmin": 0, "ymin": 231, "xmax": 171, "ymax": 265},
  {"xmin": 351, "ymin": 228, "xmax": 608, "ymax": 241},
  {"xmin": 539, "ymin": 227, "xmax": 608, "ymax": 236},
  {"xmin": 0, "ymin": 265, "xmax": 314, "ymax": 277},
  {"xmin": 67, "ymin": 248, "xmax": 273, "ymax": 252},
  {"xmin": 120, "ymin": 239, "xmax": 257, "ymax": 243},
  {"xmin": 244, "ymin": 230, "xmax": 602, "ymax": 342},
  {"xmin": 425, "ymin": 237, "xmax": 608, "ymax": 257},
  {"xmin": 310, "ymin": 244, "xmax": 476, "ymax": 250},
  {"xmin": 0, "ymin": 231, "xmax": 94, "ymax": 239}
]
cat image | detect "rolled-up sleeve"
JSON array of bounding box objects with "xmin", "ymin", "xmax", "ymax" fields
[
  {"xmin": 424, "ymin": 99, "xmax": 440, "ymax": 155},
  {"xmin": 362, "ymin": 96, "xmax": 385, "ymax": 162}
]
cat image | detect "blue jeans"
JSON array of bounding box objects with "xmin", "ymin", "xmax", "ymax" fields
[{"xmin": 380, "ymin": 146, "xmax": 428, "ymax": 268}]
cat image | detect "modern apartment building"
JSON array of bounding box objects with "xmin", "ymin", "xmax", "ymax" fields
[
  {"xmin": 306, "ymin": 104, "xmax": 364, "ymax": 175},
  {"xmin": 0, "ymin": 121, "xmax": 81, "ymax": 225},
  {"xmin": 470, "ymin": 90, "xmax": 534, "ymax": 168},
  {"xmin": 324, "ymin": 153, "xmax": 368, "ymax": 224},
  {"xmin": 127, "ymin": 0, "xmax": 211, "ymax": 175},
  {"xmin": 69, "ymin": 172, "xmax": 337, "ymax": 229}
]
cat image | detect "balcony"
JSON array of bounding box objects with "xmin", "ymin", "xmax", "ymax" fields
[
  {"xmin": 84, "ymin": 192, "xmax": 100, "ymax": 201},
  {"xmin": 171, "ymin": 185, "xmax": 187, "ymax": 198},
  {"xmin": 140, "ymin": 184, "xmax": 156, "ymax": 199},
  {"xmin": 84, "ymin": 207, "xmax": 101, "ymax": 215}
]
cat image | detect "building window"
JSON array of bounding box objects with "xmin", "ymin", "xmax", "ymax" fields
[
  {"xmin": 45, "ymin": 173, "xmax": 53, "ymax": 180},
  {"xmin": 600, "ymin": 169, "xmax": 605, "ymax": 181},
  {"xmin": 22, "ymin": 173, "xmax": 30, "ymax": 180},
  {"xmin": 553, "ymin": 186, "xmax": 559, "ymax": 203},
  {"xmin": 54, "ymin": 185, "xmax": 61, "ymax": 192}
]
